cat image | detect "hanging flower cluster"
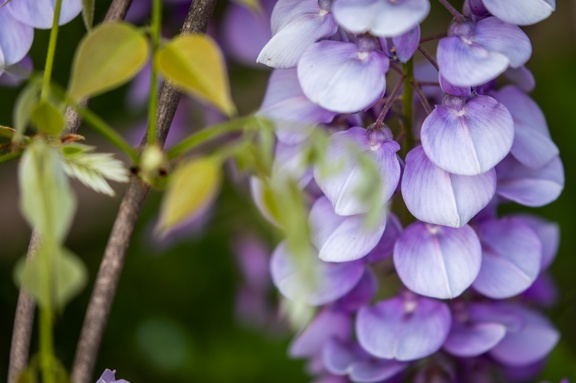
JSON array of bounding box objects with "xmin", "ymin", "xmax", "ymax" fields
[{"xmin": 253, "ymin": 0, "xmax": 564, "ymax": 381}]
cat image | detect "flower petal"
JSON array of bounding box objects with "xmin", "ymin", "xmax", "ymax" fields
[
  {"xmin": 514, "ymin": 215, "xmax": 559, "ymax": 270},
  {"xmin": 298, "ymin": 41, "xmax": 389, "ymax": 113},
  {"xmin": 366, "ymin": 213, "xmax": 403, "ymax": 262},
  {"xmin": 258, "ymin": 69, "xmax": 337, "ymax": 144},
  {"xmin": 482, "ymin": 0, "xmax": 555, "ymax": 25},
  {"xmin": 271, "ymin": 241, "xmax": 365, "ymax": 305},
  {"xmin": 488, "ymin": 303, "xmax": 559, "ymax": 366},
  {"xmin": 309, "ymin": 197, "xmax": 386, "ymax": 262},
  {"xmin": 0, "ymin": 9, "xmax": 34, "ymax": 66},
  {"xmin": 349, "ymin": 359, "xmax": 407, "ymax": 383},
  {"xmin": 290, "ymin": 309, "xmax": 352, "ymax": 357},
  {"xmin": 8, "ymin": 0, "xmax": 82, "ymax": 29},
  {"xmin": 496, "ymin": 155, "xmax": 564, "ymax": 207},
  {"xmin": 394, "ymin": 222, "xmax": 482, "ymax": 299},
  {"xmin": 402, "ymin": 146, "xmax": 496, "ymax": 228},
  {"xmin": 356, "ymin": 296, "xmax": 451, "ymax": 361},
  {"xmin": 421, "ymin": 95, "xmax": 514, "ymax": 175},
  {"xmin": 491, "ymin": 85, "xmax": 558, "ymax": 169},
  {"xmin": 335, "ymin": 268, "xmax": 378, "ymax": 312},
  {"xmin": 333, "ymin": 0, "xmax": 430, "ymax": 37},
  {"xmin": 473, "ymin": 218, "xmax": 542, "ymax": 299},
  {"xmin": 313, "ymin": 127, "xmax": 400, "ymax": 215},
  {"xmin": 473, "ymin": 17, "xmax": 531, "ymax": 68},
  {"xmin": 257, "ymin": 3, "xmax": 338, "ymax": 69},
  {"xmin": 444, "ymin": 320, "xmax": 506, "ymax": 357}
]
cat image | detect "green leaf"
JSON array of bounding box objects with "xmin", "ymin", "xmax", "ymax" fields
[
  {"xmin": 157, "ymin": 157, "xmax": 222, "ymax": 236},
  {"xmin": 14, "ymin": 246, "xmax": 87, "ymax": 309},
  {"xmin": 30, "ymin": 101, "xmax": 65, "ymax": 137},
  {"xmin": 156, "ymin": 34, "xmax": 236, "ymax": 116},
  {"xmin": 19, "ymin": 140, "xmax": 76, "ymax": 242},
  {"xmin": 81, "ymin": 0, "xmax": 95, "ymax": 30},
  {"xmin": 68, "ymin": 22, "xmax": 149, "ymax": 101},
  {"xmin": 13, "ymin": 82, "xmax": 40, "ymax": 143}
]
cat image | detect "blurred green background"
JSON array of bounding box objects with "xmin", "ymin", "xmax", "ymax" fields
[{"xmin": 0, "ymin": 1, "xmax": 575, "ymax": 382}]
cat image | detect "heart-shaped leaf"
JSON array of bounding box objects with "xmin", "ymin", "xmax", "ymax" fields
[
  {"xmin": 156, "ymin": 34, "xmax": 236, "ymax": 116},
  {"xmin": 68, "ymin": 22, "xmax": 149, "ymax": 100}
]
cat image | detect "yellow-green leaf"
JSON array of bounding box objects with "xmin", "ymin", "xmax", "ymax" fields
[
  {"xmin": 68, "ymin": 22, "xmax": 149, "ymax": 101},
  {"xmin": 156, "ymin": 34, "xmax": 236, "ymax": 116},
  {"xmin": 157, "ymin": 157, "xmax": 222, "ymax": 235},
  {"xmin": 30, "ymin": 101, "xmax": 65, "ymax": 137}
]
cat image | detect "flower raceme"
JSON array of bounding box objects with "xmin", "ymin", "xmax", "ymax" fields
[{"xmin": 251, "ymin": 0, "xmax": 563, "ymax": 381}]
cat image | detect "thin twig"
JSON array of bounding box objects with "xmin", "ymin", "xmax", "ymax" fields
[
  {"xmin": 417, "ymin": 45, "xmax": 439, "ymax": 71},
  {"xmin": 7, "ymin": 1, "xmax": 133, "ymax": 382},
  {"xmin": 411, "ymin": 80, "xmax": 433, "ymax": 115},
  {"xmin": 419, "ymin": 32, "xmax": 448, "ymax": 43},
  {"xmin": 374, "ymin": 76, "xmax": 407, "ymax": 128},
  {"xmin": 437, "ymin": 0, "xmax": 465, "ymax": 23},
  {"xmin": 70, "ymin": 1, "xmax": 218, "ymax": 382}
]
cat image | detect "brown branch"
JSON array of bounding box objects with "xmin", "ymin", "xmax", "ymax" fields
[
  {"xmin": 7, "ymin": 1, "xmax": 133, "ymax": 383},
  {"xmin": 7, "ymin": 230, "xmax": 41, "ymax": 383},
  {"xmin": 70, "ymin": 1, "xmax": 218, "ymax": 383}
]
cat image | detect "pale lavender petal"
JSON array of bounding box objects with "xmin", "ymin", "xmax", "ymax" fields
[
  {"xmin": 514, "ymin": 215, "xmax": 559, "ymax": 270},
  {"xmin": 482, "ymin": 0, "xmax": 555, "ymax": 25},
  {"xmin": 474, "ymin": 17, "xmax": 531, "ymax": 68},
  {"xmin": 0, "ymin": 9, "xmax": 34, "ymax": 66},
  {"xmin": 290, "ymin": 309, "xmax": 352, "ymax": 357},
  {"xmin": 394, "ymin": 222, "xmax": 482, "ymax": 299},
  {"xmin": 496, "ymin": 155, "xmax": 564, "ymax": 207},
  {"xmin": 349, "ymin": 359, "xmax": 408, "ymax": 383},
  {"xmin": 473, "ymin": 218, "xmax": 542, "ymax": 299},
  {"xmin": 504, "ymin": 66, "xmax": 536, "ymax": 92},
  {"xmin": 257, "ymin": 2, "xmax": 337, "ymax": 68},
  {"xmin": 0, "ymin": 55, "xmax": 33, "ymax": 87},
  {"xmin": 402, "ymin": 146, "xmax": 496, "ymax": 228},
  {"xmin": 333, "ymin": 0, "xmax": 430, "ymax": 37},
  {"xmin": 366, "ymin": 214, "xmax": 403, "ymax": 262},
  {"xmin": 96, "ymin": 369, "xmax": 129, "ymax": 383},
  {"xmin": 491, "ymin": 85, "xmax": 558, "ymax": 169},
  {"xmin": 222, "ymin": 0, "xmax": 273, "ymax": 66},
  {"xmin": 273, "ymin": 141, "xmax": 313, "ymax": 188},
  {"xmin": 323, "ymin": 338, "xmax": 365, "ymax": 375},
  {"xmin": 298, "ymin": 41, "xmax": 389, "ymax": 113},
  {"xmin": 421, "ymin": 95, "xmax": 514, "ymax": 175},
  {"xmin": 313, "ymin": 127, "xmax": 401, "ymax": 215},
  {"xmin": 489, "ymin": 303, "xmax": 559, "ymax": 366},
  {"xmin": 271, "ymin": 0, "xmax": 319, "ymax": 33},
  {"xmin": 309, "ymin": 197, "xmax": 386, "ymax": 262},
  {"xmin": 381, "ymin": 26, "xmax": 420, "ymax": 63},
  {"xmin": 356, "ymin": 296, "xmax": 451, "ymax": 361},
  {"xmin": 258, "ymin": 69, "xmax": 336, "ymax": 144},
  {"xmin": 8, "ymin": 0, "xmax": 82, "ymax": 29},
  {"xmin": 444, "ymin": 320, "xmax": 506, "ymax": 357},
  {"xmin": 335, "ymin": 268, "xmax": 378, "ymax": 312},
  {"xmin": 271, "ymin": 241, "xmax": 365, "ymax": 305},
  {"xmin": 437, "ymin": 35, "xmax": 509, "ymax": 88}
]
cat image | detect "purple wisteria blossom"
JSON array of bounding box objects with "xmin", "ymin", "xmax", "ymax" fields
[
  {"xmin": 250, "ymin": 0, "xmax": 564, "ymax": 381},
  {"xmin": 96, "ymin": 369, "xmax": 129, "ymax": 383}
]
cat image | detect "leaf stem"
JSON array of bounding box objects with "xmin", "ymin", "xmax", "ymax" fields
[
  {"xmin": 41, "ymin": 0, "xmax": 63, "ymax": 100},
  {"xmin": 147, "ymin": 0, "xmax": 162, "ymax": 145},
  {"xmin": 166, "ymin": 116, "xmax": 257, "ymax": 160}
]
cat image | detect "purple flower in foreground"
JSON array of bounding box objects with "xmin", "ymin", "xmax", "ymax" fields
[
  {"xmin": 96, "ymin": 369, "xmax": 129, "ymax": 383},
  {"xmin": 7, "ymin": 0, "xmax": 83, "ymax": 29}
]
